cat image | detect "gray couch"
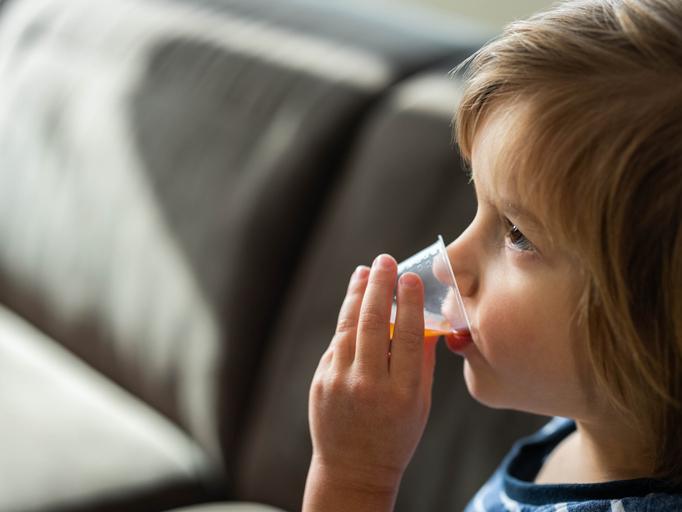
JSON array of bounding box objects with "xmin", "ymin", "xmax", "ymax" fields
[{"xmin": 0, "ymin": 0, "xmax": 546, "ymax": 511}]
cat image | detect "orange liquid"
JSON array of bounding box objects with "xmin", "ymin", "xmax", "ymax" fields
[{"xmin": 389, "ymin": 322, "xmax": 451, "ymax": 339}]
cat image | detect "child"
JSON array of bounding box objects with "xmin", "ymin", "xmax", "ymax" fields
[{"xmin": 302, "ymin": 0, "xmax": 682, "ymax": 510}]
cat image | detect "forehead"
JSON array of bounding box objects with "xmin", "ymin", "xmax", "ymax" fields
[
  {"xmin": 470, "ymin": 104, "xmax": 530, "ymax": 204},
  {"xmin": 469, "ymin": 101, "xmax": 554, "ymax": 235}
]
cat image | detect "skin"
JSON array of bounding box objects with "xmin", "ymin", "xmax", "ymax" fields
[{"xmin": 303, "ymin": 105, "xmax": 652, "ymax": 512}]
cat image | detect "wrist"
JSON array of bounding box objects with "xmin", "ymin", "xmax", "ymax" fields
[
  {"xmin": 303, "ymin": 457, "xmax": 402, "ymax": 512},
  {"xmin": 311, "ymin": 454, "xmax": 403, "ymax": 493}
]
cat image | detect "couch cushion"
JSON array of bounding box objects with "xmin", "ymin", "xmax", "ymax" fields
[
  {"xmin": 0, "ymin": 305, "xmax": 215, "ymax": 512},
  {"xmin": 235, "ymin": 72, "xmax": 548, "ymax": 511}
]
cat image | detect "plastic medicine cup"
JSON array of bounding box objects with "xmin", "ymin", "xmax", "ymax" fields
[{"xmin": 389, "ymin": 235, "xmax": 471, "ymax": 340}]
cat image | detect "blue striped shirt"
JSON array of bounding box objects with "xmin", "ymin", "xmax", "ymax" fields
[{"xmin": 464, "ymin": 417, "xmax": 682, "ymax": 511}]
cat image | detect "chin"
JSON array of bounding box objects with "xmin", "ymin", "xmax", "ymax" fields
[
  {"xmin": 464, "ymin": 363, "xmax": 570, "ymax": 418},
  {"xmin": 464, "ymin": 361, "xmax": 501, "ymax": 407},
  {"xmin": 463, "ymin": 361, "xmax": 524, "ymax": 410}
]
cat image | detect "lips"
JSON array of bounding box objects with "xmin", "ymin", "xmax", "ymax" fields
[{"xmin": 445, "ymin": 329, "xmax": 473, "ymax": 353}]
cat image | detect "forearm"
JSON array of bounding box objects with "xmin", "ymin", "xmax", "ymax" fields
[{"xmin": 302, "ymin": 461, "xmax": 400, "ymax": 512}]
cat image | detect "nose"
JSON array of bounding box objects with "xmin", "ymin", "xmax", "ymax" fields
[{"xmin": 444, "ymin": 224, "xmax": 478, "ymax": 298}]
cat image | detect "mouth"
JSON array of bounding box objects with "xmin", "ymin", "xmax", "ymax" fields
[{"xmin": 444, "ymin": 328, "xmax": 474, "ymax": 354}]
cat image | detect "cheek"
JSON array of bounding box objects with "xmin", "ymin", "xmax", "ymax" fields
[
  {"xmin": 476, "ymin": 267, "xmax": 541, "ymax": 354},
  {"xmin": 467, "ymin": 269, "xmax": 588, "ymax": 415},
  {"xmin": 477, "ymin": 290, "xmax": 539, "ymax": 364},
  {"xmin": 475, "ymin": 262, "xmax": 574, "ymax": 365}
]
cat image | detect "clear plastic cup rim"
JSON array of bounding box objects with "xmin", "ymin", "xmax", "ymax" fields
[{"xmin": 436, "ymin": 234, "xmax": 472, "ymax": 333}]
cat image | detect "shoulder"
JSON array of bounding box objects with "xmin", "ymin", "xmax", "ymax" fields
[
  {"xmin": 466, "ymin": 490, "xmax": 682, "ymax": 512},
  {"xmin": 464, "ymin": 417, "xmax": 682, "ymax": 511},
  {"xmin": 621, "ymin": 492, "xmax": 682, "ymax": 510},
  {"xmin": 567, "ymin": 494, "xmax": 682, "ymax": 511}
]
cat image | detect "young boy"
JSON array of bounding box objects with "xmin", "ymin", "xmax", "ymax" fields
[{"xmin": 302, "ymin": 0, "xmax": 682, "ymax": 510}]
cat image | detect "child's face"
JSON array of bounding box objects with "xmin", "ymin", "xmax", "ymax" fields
[{"xmin": 446, "ymin": 106, "xmax": 596, "ymax": 419}]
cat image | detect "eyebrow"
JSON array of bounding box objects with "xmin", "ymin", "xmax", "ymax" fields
[
  {"xmin": 469, "ymin": 167, "xmax": 544, "ymax": 231},
  {"xmin": 501, "ymin": 200, "xmax": 543, "ymax": 230}
]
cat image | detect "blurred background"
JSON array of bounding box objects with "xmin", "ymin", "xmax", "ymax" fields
[
  {"xmin": 0, "ymin": 1, "xmax": 552, "ymax": 512},
  {"xmin": 376, "ymin": 0, "xmax": 556, "ymax": 31}
]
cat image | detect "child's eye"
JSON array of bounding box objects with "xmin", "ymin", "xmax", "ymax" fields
[{"xmin": 503, "ymin": 218, "xmax": 535, "ymax": 252}]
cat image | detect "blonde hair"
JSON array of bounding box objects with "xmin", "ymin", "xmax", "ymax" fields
[{"xmin": 454, "ymin": 0, "xmax": 682, "ymax": 482}]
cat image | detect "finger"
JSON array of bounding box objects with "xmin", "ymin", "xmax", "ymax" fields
[
  {"xmin": 332, "ymin": 265, "xmax": 370, "ymax": 367},
  {"xmin": 389, "ymin": 272, "xmax": 425, "ymax": 389},
  {"xmin": 421, "ymin": 336, "xmax": 438, "ymax": 402},
  {"xmin": 355, "ymin": 254, "xmax": 396, "ymax": 376}
]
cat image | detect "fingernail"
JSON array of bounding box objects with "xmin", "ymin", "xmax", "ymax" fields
[
  {"xmin": 399, "ymin": 273, "xmax": 419, "ymax": 288},
  {"xmin": 373, "ymin": 254, "xmax": 393, "ymax": 270}
]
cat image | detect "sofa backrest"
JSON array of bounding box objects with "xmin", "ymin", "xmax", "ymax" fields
[{"xmin": 0, "ymin": 0, "xmax": 488, "ymax": 485}]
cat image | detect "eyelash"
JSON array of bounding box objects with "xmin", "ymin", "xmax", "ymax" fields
[{"xmin": 503, "ymin": 217, "xmax": 535, "ymax": 253}]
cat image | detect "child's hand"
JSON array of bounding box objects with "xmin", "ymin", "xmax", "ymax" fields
[{"xmin": 304, "ymin": 254, "xmax": 437, "ymax": 510}]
